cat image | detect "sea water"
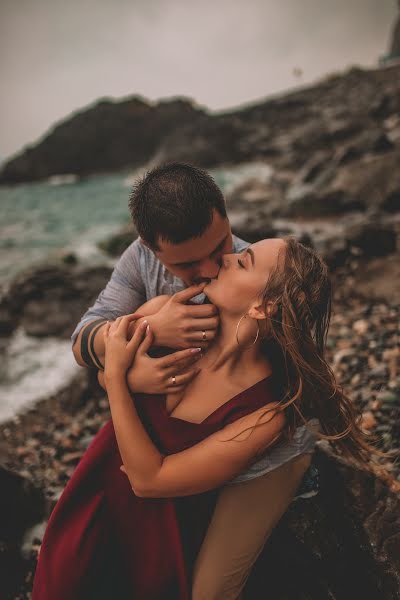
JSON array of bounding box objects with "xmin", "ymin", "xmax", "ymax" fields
[{"xmin": 0, "ymin": 162, "xmax": 272, "ymax": 422}]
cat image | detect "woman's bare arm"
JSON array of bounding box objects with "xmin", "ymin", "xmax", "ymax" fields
[
  {"xmin": 106, "ymin": 371, "xmax": 285, "ymax": 498},
  {"xmin": 141, "ymin": 405, "xmax": 285, "ymax": 497}
]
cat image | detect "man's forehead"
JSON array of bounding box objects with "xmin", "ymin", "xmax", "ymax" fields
[{"xmin": 157, "ymin": 232, "xmax": 230, "ymax": 263}]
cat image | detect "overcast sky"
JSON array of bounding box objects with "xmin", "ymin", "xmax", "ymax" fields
[{"xmin": 0, "ymin": 0, "xmax": 397, "ymax": 160}]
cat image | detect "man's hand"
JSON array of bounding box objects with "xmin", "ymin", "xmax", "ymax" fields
[
  {"xmin": 149, "ymin": 283, "xmax": 219, "ymax": 349},
  {"xmin": 127, "ymin": 327, "xmax": 203, "ymax": 394}
]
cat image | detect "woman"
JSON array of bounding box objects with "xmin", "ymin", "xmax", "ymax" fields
[{"xmin": 32, "ymin": 238, "xmax": 383, "ymax": 600}]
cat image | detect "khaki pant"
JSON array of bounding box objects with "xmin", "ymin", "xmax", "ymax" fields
[{"xmin": 192, "ymin": 452, "xmax": 312, "ymax": 600}]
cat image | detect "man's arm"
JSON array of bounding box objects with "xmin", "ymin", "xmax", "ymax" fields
[
  {"xmin": 72, "ymin": 296, "xmax": 171, "ymax": 369},
  {"xmin": 71, "ymin": 240, "xmax": 146, "ymax": 367}
]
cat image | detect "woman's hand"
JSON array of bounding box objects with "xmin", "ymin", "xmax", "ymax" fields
[
  {"xmin": 104, "ymin": 314, "xmax": 203, "ymax": 391},
  {"xmin": 103, "ymin": 313, "xmax": 146, "ymax": 382},
  {"xmin": 127, "ymin": 342, "xmax": 202, "ymax": 394}
]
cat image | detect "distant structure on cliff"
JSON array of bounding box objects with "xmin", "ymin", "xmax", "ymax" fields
[{"xmin": 381, "ymin": 1, "xmax": 400, "ymax": 64}]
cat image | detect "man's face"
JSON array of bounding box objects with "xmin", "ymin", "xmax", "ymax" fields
[{"xmin": 151, "ymin": 210, "xmax": 233, "ymax": 286}]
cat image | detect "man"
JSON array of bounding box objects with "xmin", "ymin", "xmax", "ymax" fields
[
  {"xmin": 71, "ymin": 162, "xmax": 316, "ymax": 599},
  {"xmin": 72, "ymin": 162, "xmax": 247, "ymax": 389}
]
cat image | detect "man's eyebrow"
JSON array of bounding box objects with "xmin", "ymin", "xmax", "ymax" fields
[
  {"xmin": 173, "ymin": 234, "xmax": 228, "ymax": 266},
  {"xmin": 245, "ymin": 246, "xmax": 255, "ymax": 266}
]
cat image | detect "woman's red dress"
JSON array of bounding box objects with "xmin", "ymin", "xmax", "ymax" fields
[{"xmin": 32, "ymin": 376, "xmax": 275, "ymax": 600}]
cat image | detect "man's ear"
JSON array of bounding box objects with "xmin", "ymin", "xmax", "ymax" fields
[{"xmin": 248, "ymin": 300, "xmax": 277, "ymax": 321}]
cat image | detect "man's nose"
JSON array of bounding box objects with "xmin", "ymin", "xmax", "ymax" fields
[
  {"xmin": 222, "ymin": 254, "xmax": 234, "ymax": 269},
  {"xmin": 198, "ymin": 258, "xmax": 220, "ymax": 279}
]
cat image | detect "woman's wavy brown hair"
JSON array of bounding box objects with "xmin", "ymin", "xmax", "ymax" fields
[{"xmin": 232, "ymin": 237, "xmax": 397, "ymax": 469}]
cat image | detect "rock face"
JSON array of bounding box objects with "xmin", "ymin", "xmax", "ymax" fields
[
  {"xmin": 0, "ymin": 98, "xmax": 207, "ymax": 183},
  {"xmin": 97, "ymin": 222, "xmax": 138, "ymax": 257},
  {"xmin": 244, "ymin": 447, "xmax": 400, "ymax": 600},
  {"xmin": 2, "ymin": 64, "xmax": 400, "ymax": 186},
  {"xmin": 0, "ymin": 467, "xmax": 46, "ymax": 543},
  {"xmin": 0, "ymin": 466, "xmax": 47, "ymax": 599},
  {"xmin": 0, "ymin": 263, "xmax": 112, "ymax": 338}
]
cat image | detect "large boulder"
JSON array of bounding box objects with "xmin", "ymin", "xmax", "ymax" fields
[
  {"xmin": 0, "ymin": 466, "xmax": 47, "ymax": 599},
  {"xmin": 0, "ymin": 97, "xmax": 207, "ymax": 184},
  {"xmin": 244, "ymin": 446, "xmax": 400, "ymax": 599},
  {"xmin": 97, "ymin": 223, "xmax": 138, "ymax": 258},
  {"xmin": 0, "ymin": 263, "xmax": 112, "ymax": 338},
  {"xmin": 344, "ymin": 222, "xmax": 397, "ymax": 258},
  {"xmin": 283, "ymin": 150, "xmax": 400, "ymax": 218}
]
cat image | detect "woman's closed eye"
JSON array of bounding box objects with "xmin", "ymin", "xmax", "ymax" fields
[{"xmin": 238, "ymin": 257, "xmax": 245, "ymax": 268}]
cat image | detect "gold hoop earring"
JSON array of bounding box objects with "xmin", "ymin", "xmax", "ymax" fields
[{"xmin": 235, "ymin": 314, "xmax": 260, "ymax": 349}]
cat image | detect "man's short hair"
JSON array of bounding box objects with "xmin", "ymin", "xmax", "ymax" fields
[{"xmin": 128, "ymin": 162, "xmax": 227, "ymax": 249}]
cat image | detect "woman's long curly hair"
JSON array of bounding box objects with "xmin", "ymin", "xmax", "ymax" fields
[{"xmin": 234, "ymin": 237, "xmax": 397, "ymax": 468}]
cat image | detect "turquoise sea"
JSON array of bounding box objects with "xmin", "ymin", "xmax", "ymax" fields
[
  {"xmin": 0, "ymin": 163, "xmax": 273, "ymax": 288},
  {"xmin": 0, "ymin": 162, "xmax": 272, "ymax": 422}
]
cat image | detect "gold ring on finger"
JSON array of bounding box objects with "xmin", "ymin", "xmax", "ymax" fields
[
  {"xmin": 172, "ymin": 375, "xmax": 176, "ymax": 385},
  {"xmin": 202, "ymin": 330, "xmax": 207, "ymax": 341}
]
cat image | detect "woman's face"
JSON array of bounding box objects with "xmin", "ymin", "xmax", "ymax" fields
[{"xmin": 204, "ymin": 238, "xmax": 286, "ymax": 316}]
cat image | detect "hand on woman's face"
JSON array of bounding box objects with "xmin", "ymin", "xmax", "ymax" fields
[{"xmin": 204, "ymin": 238, "xmax": 286, "ymax": 317}]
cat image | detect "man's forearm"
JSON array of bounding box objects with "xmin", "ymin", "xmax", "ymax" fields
[
  {"xmin": 72, "ymin": 319, "xmax": 107, "ymax": 368},
  {"xmin": 72, "ymin": 296, "xmax": 170, "ymax": 371},
  {"xmin": 72, "ymin": 309, "xmax": 158, "ymax": 370}
]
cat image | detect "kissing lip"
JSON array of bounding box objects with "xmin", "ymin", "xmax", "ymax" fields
[{"xmin": 208, "ymin": 274, "xmax": 219, "ymax": 284}]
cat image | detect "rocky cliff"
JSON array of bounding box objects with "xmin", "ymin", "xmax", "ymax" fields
[
  {"xmin": 1, "ymin": 64, "xmax": 400, "ymax": 184},
  {"xmin": 0, "ymin": 97, "xmax": 207, "ymax": 183}
]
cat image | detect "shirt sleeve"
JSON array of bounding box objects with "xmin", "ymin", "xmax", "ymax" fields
[
  {"xmin": 225, "ymin": 419, "xmax": 320, "ymax": 485},
  {"xmin": 70, "ymin": 240, "xmax": 146, "ymax": 345}
]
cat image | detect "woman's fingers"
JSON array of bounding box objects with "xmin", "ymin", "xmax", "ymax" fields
[
  {"xmin": 137, "ymin": 324, "xmax": 153, "ymax": 355},
  {"xmin": 165, "ymin": 367, "xmax": 201, "ymax": 390},
  {"xmin": 160, "ymin": 347, "xmax": 202, "ymax": 369},
  {"xmin": 116, "ymin": 313, "xmax": 143, "ymax": 336},
  {"xmin": 127, "ymin": 319, "xmax": 149, "ymax": 354}
]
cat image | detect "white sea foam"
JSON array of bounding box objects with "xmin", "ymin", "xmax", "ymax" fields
[
  {"xmin": 47, "ymin": 174, "xmax": 79, "ymax": 186},
  {"xmin": 0, "ymin": 329, "xmax": 80, "ymax": 423}
]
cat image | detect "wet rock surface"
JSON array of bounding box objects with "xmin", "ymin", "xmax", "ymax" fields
[
  {"xmin": 96, "ymin": 222, "xmax": 138, "ymax": 257},
  {"xmin": 0, "ymin": 467, "xmax": 47, "ymax": 600},
  {"xmin": 0, "ymin": 263, "xmax": 112, "ymax": 339},
  {"xmin": 245, "ymin": 445, "xmax": 400, "ymax": 600}
]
